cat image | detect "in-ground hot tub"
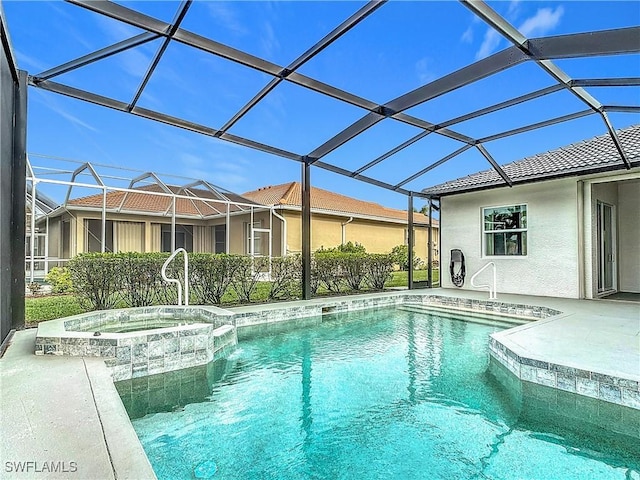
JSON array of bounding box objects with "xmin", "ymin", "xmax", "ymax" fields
[{"xmin": 35, "ymin": 306, "xmax": 237, "ymax": 381}]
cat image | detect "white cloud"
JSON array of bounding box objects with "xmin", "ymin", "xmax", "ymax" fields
[
  {"xmin": 415, "ymin": 58, "xmax": 436, "ymax": 84},
  {"xmin": 507, "ymin": 0, "xmax": 522, "ymax": 19},
  {"xmin": 95, "ymin": 15, "xmax": 140, "ymax": 43},
  {"xmin": 205, "ymin": 2, "xmax": 248, "ymax": 36},
  {"xmin": 519, "ymin": 6, "xmax": 564, "ymax": 38},
  {"xmin": 473, "ymin": 4, "xmax": 563, "ymax": 60},
  {"xmin": 260, "ymin": 21, "xmax": 280, "ymax": 59},
  {"xmin": 475, "ymin": 28, "xmax": 502, "ymax": 60},
  {"xmin": 179, "ymin": 152, "xmax": 251, "ymax": 189},
  {"xmin": 33, "ymin": 91, "xmax": 97, "ymax": 132},
  {"xmin": 461, "ymin": 26, "xmax": 474, "ymax": 44}
]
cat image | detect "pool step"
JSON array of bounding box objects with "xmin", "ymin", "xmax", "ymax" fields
[{"xmin": 398, "ymin": 304, "xmax": 533, "ymax": 329}]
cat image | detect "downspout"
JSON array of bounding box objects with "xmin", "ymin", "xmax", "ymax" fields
[
  {"xmin": 341, "ymin": 217, "xmax": 354, "ymax": 245},
  {"xmin": 272, "ymin": 208, "xmax": 287, "ymax": 256}
]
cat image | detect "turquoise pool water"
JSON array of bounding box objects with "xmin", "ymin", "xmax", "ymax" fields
[{"xmin": 118, "ymin": 307, "xmax": 640, "ymax": 480}]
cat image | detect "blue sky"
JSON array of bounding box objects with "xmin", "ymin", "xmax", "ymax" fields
[{"xmin": 4, "ymin": 0, "xmax": 639, "ymax": 210}]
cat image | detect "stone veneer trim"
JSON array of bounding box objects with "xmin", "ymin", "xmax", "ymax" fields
[{"xmin": 489, "ymin": 336, "xmax": 640, "ymax": 410}]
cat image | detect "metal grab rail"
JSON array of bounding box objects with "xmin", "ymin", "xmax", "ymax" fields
[
  {"xmin": 470, "ymin": 262, "xmax": 497, "ymax": 300},
  {"xmin": 161, "ymin": 248, "xmax": 189, "ymax": 306}
]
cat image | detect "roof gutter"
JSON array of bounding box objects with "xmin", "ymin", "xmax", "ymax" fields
[
  {"xmin": 271, "ymin": 208, "xmax": 288, "ymax": 256},
  {"xmin": 341, "ymin": 217, "xmax": 353, "ymax": 245}
]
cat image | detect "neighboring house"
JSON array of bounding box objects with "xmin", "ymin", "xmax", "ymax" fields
[
  {"xmin": 42, "ymin": 183, "xmax": 266, "ymax": 260},
  {"xmin": 242, "ymin": 182, "xmax": 439, "ymax": 263},
  {"xmin": 422, "ymin": 124, "xmax": 640, "ymax": 299},
  {"xmin": 37, "ymin": 179, "xmax": 438, "ymax": 273}
]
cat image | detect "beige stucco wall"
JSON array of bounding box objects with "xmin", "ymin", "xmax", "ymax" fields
[
  {"xmin": 56, "ymin": 207, "xmax": 436, "ymax": 265},
  {"xmin": 440, "ymin": 178, "xmax": 580, "ymax": 298},
  {"xmin": 281, "ymin": 209, "xmax": 437, "ymax": 261}
]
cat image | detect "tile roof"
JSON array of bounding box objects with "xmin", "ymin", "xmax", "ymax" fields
[
  {"xmin": 242, "ymin": 182, "xmax": 437, "ymax": 226},
  {"xmin": 66, "ymin": 184, "xmax": 260, "ymax": 217},
  {"xmin": 422, "ymin": 124, "xmax": 640, "ymax": 196}
]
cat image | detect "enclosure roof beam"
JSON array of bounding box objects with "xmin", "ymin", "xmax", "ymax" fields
[
  {"xmin": 64, "ymin": 162, "xmax": 105, "ymax": 205},
  {"xmin": 437, "ymin": 84, "xmax": 564, "ymax": 129},
  {"xmin": 28, "ymin": 78, "xmax": 303, "ymax": 163},
  {"xmin": 460, "ymin": 0, "xmax": 635, "ymax": 169},
  {"xmin": 571, "ymin": 77, "xmax": 640, "ymax": 88},
  {"xmin": 353, "ymin": 130, "xmax": 432, "ymax": 177},
  {"xmin": 394, "ymin": 144, "xmax": 474, "ymax": 190},
  {"xmin": 35, "ymin": 32, "xmax": 160, "ymax": 81},
  {"xmin": 127, "ymin": 0, "xmax": 192, "ymax": 111},
  {"xmin": 314, "ymin": 160, "xmax": 412, "ymax": 196},
  {"xmin": 478, "ymin": 110, "xmax": 594, "ymax": 144},
  {"xmin": 475, "ymin": 144, "xmax": 513, "ymax": 187},
  {"xmin": 218, "ymin": 0, "xmax": 385, "ymax": 133}
]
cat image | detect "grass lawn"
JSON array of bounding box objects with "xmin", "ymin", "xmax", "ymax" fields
[
  {"xmin": 386, "ymin": 269, "xmax": 440, "ymax": 287},
  {"xmin": 25, "ymin": 269, "xmax": 441, "ymax": 324}
]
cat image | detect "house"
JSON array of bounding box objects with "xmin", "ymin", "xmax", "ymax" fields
[
  {"xmin": 242, "ymin": 182, "xmax": 439, "ymax": 263},
  {"xmin": 36, "ymin": 178, "xmax": 438, "ymax": 274},
  {"xmin": 422, "ymin": 124, "xmax": 640, "ymax": 299}
]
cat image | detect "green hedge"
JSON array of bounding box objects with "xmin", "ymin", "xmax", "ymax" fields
[{"xmin": 65, "ymin": 251, "xmax": 397, "ymax": 311}]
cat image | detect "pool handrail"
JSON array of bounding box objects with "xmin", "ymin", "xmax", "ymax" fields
[
  {"xmin": 161, "ymin": 248, "xmax": 189, "ymax": 306},
  {"xmin": 470, "ymin": 261, "xmax": 497, "ymax": 300}
]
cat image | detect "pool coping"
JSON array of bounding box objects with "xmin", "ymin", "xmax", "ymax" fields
[
  {"xmin": 488, "ymin": 316, "xmax": 640, "ymax": 410},
  {"xmin": 33, "ymin": 289, "xmax": 639, "ymax": 409}
]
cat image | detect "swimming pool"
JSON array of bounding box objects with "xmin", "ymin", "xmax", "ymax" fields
[{"xmin": 119, "ymin": 307, "xmax": 640, "ymax": 480}]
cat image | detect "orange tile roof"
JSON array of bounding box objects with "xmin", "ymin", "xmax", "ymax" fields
[
  {"xmin": 66, "ymin": 184, "xmax": 259, "ymax": 217},
  {"xmin": 243, "ymin": 182, "xmax": 437, "ymax": 226}
]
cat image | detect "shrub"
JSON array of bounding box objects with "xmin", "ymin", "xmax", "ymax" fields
[
  {"xmin": 321, "ymin": 241, "xmax": 366, "ymax": 254},
  {"xmin": 390, "ymin": 244, "xmax": 421, "ymax": 271},
  {"xmin": 341, "ymin": 253, "xmax": 368, "ymax": 291},
  {"xmin": 27, "ymin": 282, "xmax": 42, "ymax": 296},
  {"xmin": 117, "ymin": 252, "xmax": 171, "ymax": 307},
  {"xmin": 365, "ymin": 254, "xmax": 394, "ymax": 290},
  {"xmin": 68, "ymin": 253, "xmax": 121, "ymax": 310},
  {"xmin": 45, "ymin": 266, "xmax": 73, "ymax": 294},
  {"xmin": 314, "ymin": 252, "xmax": 345, "ymax": 293},
  {"xmin": 232, "ymin": 256, "xmax": 269, "ymax": 303},
  {"xmin": 190, "ymin": 254, "xmax": 241, "ymax": 305},
  {"xmin": 269, "ymin": 255, "xmax": 301, "ymax": 300}
]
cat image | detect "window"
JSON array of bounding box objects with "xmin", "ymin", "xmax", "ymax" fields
[
  {"xmin": 161, "ymin": 224, "xmax": 193, "ymax": 252},
  {"xmin": 84, "ymin": 219, "xmax": 113, "ymax": 252},
  {"xmin": 245, "ymin": 221, "xmax": 262, "ymax": 255},
  {"xmin": 214, "ymin": 225, "xmax": 226, "ymax": 254},
  {"xmin": 483, "ymin": 205, "xmax": 527, "ymax": 256}
]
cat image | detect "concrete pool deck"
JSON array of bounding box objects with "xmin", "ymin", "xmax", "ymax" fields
[
  {"xmin": 0, "ymin": 329, "xmax": 156, "ymax": 479},
  {"xmin": 1, "ymin": 288, "xmax": 638, "ymax": 478}
]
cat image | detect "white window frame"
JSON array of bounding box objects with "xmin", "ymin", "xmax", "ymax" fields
[
  {"xmin": 481, "ymin": 203, "xmax": 528, "ymax": 258},
  {"xmin": 245, "ymin": 220, "xmax": 263, "ymax": 256}
]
